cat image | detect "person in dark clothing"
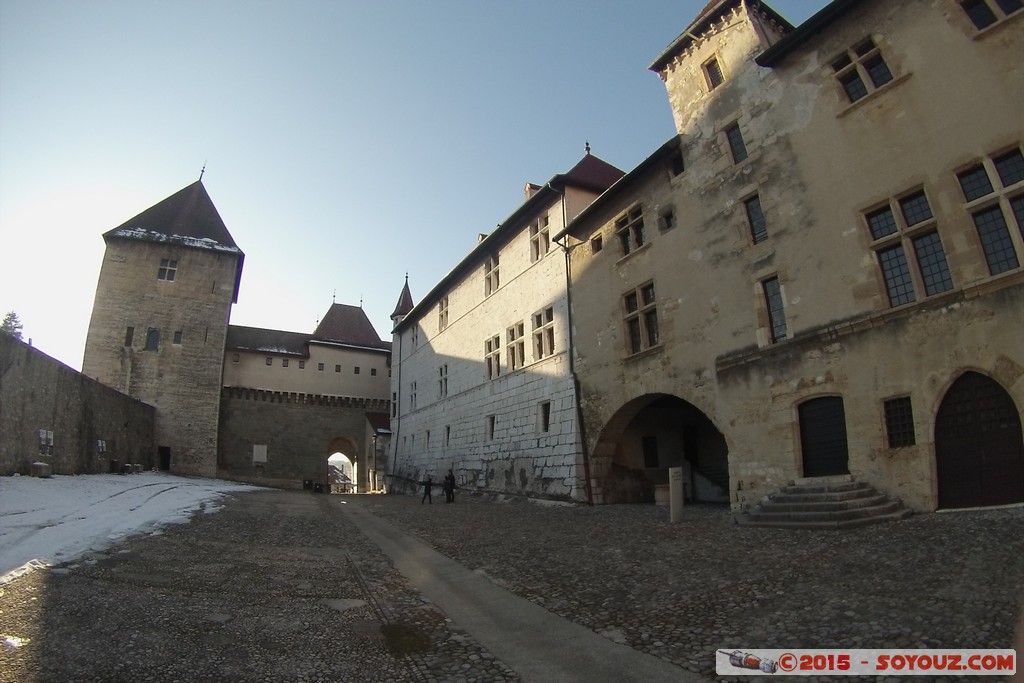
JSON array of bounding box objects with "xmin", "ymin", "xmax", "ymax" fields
[
  {"xmin": 421, "ymin": 476, "xmax": 433, "ymax": 504},
  {"xmin": 443, "ymin": 469, "xmax": 456, "ymax": 503}
]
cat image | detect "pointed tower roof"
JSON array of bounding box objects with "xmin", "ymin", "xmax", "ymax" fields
[
  {"xmin": 103, "ymin": 179, "xmax": 244, "ymax": 302},
  {"xmin": 556, "ymin": 152, "xmax": 627, "ymax": 193},
  {"xmin": 104, "ymin": 180, "xmax": 241, "ymax": 253},
  {"xmin": 313, "ymin": 303, "xmax": 389, "ymax": 350},
  {"xmin": 391, "ymin": 276, "xmax": 414, "ymax": 319}
]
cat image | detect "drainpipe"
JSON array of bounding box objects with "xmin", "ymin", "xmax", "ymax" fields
[
  {"xmin": 388, "ymin": 326, "xmax": 403, "ymax": 491},
  {"xmin": 550, "ymin": 183, "xmax": 595, "ymax": 506}
]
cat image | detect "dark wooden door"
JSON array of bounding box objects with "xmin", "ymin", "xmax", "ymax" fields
[
  {"xmin": 936, "ymin": 372, "xmax": 1024, "ymax": 508},
  {"xmin": 799, "ymin": 397, "xmax": 850, "ymax": 477}
]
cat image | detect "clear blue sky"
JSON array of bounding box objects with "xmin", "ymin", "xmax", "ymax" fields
[{"xmin": 0, "ymin": 0, "xmax": 826, "ymax": 370}]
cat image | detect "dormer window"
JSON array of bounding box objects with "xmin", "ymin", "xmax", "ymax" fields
[{"xmin": 703, "ymin": 56, "xmax": 725, "ymax": 90}]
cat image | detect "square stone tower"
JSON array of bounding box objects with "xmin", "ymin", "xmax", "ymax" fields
[{"xmin": 83, "ymin": 180, "xmax": 243, "ymax": 476}]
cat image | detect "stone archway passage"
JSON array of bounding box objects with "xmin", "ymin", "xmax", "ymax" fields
[{"xmin": 935, "ymin": 371, "xmax": 1024, "ymax": 509}]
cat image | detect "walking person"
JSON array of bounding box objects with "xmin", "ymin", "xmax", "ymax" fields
[
  {"xmin": 443, "ymin": 469, "xmax": 456, "ymax": 503},
  {"xmin": 420, "ymin": 475, "xmax": 433, "ymax": 504}
]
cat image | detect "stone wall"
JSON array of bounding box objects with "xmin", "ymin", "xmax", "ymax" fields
[
  {"xmin": 0, "ymin": 334, "xmax": 155, "ymax": 475},
  {"xmin": 217, "ymin": 387, "xmax": 388, "ymax": 490}
]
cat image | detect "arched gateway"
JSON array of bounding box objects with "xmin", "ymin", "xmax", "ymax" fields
[{"xmin": 589, "ymin": 394, "xmax": 729, "ymax": 504}]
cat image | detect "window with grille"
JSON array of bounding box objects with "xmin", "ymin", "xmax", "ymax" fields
[
  {"xmin": 506, "ymin": 322, "xmax": 525, "ymax": 371},
  {"xmin": 863, "ymin": 189, "xmax": 953, "ymax": 306},
  {"xmin": 530, "ymin": 215, "xmax": 550, "ymax": 262},
  {"xmin": 484, "ymin": 254, "xmax": 500, "ymax": 296},
  {"xmin": 409, "ymin": 381, "xmax": 417, "ymax": 410},
  {"xmin": 744, "ymin": 194, "xmax": 768, "ymax": 244},
  {"xmin": 438, "ymin": 364, "xmax": 448, "ymax": 398},
  {"xmin": 831, "ymin": 38, "xmax": 894, "ymax": 104},
  {"xmin": 532, "ymin": 307, "xmax": 555, "ymax": 360},
  {"xmin": 762, "ymin": 277, "xmax": 787, "ymax": 343},
  {"xmin": 703, "ymin": 57, "xmax": 725, "ymax": 90},
  {"xmin": 157, "ymin": 258, "xmax": 177, "ymax": 281},
  {"xmin": 960, "ymin": 0, "xmax": 1023, "ymax": 29},
  {"xmin": 884, "ymin": 396, "xmax": 916, "ymax": 447},
  {"xmin": 956, "ymin": 147, "xmax": 1024, "ymax": 275},
  {"xmin": 616, "ymin": 206, "xmax": 645, "ymax": 256},
  {"xmin": 485, "ymin": 334, "xmax": 501, "ymax": 379},
  {"xmin": 726, "ymin": 123, "xmax": 748, "ymax": 163},
  {"xmin": 623, "ymin": 282, "xmax": 659, "ymax": 355}
]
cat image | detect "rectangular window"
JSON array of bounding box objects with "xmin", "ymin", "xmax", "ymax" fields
[
  {"xmin": 318, "ymin": 362, "xmax": 324, "ymax": 371},
  {"xmin": 623, "ymin": 282, "xmax": 659, "ymax": 355},
  {"xmin": 884, "ymin": 396, "xmax": 916, "ymax": 447},
  {"xmin": 371, "ymin": 368, "xmax": 377, "ymax": 376},
  {"xmin": 486, "ymin": 415, "xmax": 495, "ymax": 440},
  {"xmin": 445, "ymin": 425, "xmax": 451, "ymax": 446},
  {"xmin": 865, "ymin": 189, "xmax": 953, "ymax": 306},
  {"xmin": 299, "ymin": 360, "xmax": 305, "ymax": 369},
  {"xmin": 170, "ymin": 330, "xmax": 181, "ymax": 345},
  {"xmin": 878, "ymin": 245, "xmax": 916, "ymax": 306},
  {"xmin": 591, "ymin": 235, "xmax": 603, "ymax": 254},
  {"xmin": 335, "ymin": 364, "xmax": 341, "ymax": 373},
  {"xmin": 744, "ymin": 194, "xmax": 768, "ymax": 244},
  {"xmin": 762, "ymin": 277, "xmax": 787, "ymax": 342},
  {"xmin": 232, "ymin": 354, "xmax": 240, "ymax": 363},
  {"xmin": 282, "ymin": 359, "xmax": 289, "ymax": 367},
  {"xmin": 353, "ymin": 366, "xmax": 359, "ymax": 374},
  {"xmin": 157, "ymin": 258, "xmax": 177, "ymax": 281},
  {"xmin": 530, "ymin": 215, "xmax": 550, "ymax": 262},
  {"xmin": 409, "ymin": 382, "xmax": 417, "ymax": 410},
  {"xmin": 484, "ymin": 254, "xmax": 500, "ymax": 296},
  {"xmin": 832, "ymin": 38, "xmax": 894, "ymax": 104},
  {"xmin": 704, "ymin": 56, "xmax": 724, "ymax": 90},
  {"xmin": 145, "ymin": 328, "xmax": 159, "ymax": 351},
  {"xmin": 392, "ymin": 392, "xmax": 397, "ymax": 418},
  {"xmin": 961, "ymin": 0, "xmax": 1022, "ymax": 29},
  {"xmin": 411, "ymin": 325, "xmax": 419, "ymax": 347},
  {"xmin": 266, "ymin": 357, "xmax": 273, "ymax": 366},
  {"xmin": 438, "ymin": 295, "xmax": 449, "ymax": 332},
  {"xmin": 506, "ymin": 322, "xmax": 525, "ymax": 370},
  {"xmin": 124, "ymin": 326, "xmax": 134, "ymax": 347},
  {"xmin": 539, "ymin": 401, "xmax": 552, "ymax": 433},
  {"xmin": 532, "ymin": 307, "xmax": 555, "ymax": 360},
  {"xmin": 726, "ymin": 123, "xmax": 748, "ymax": 163},
  {"xmin": 438, "ymin": 364, "xmax": 448, "ymax": 398},
  {"xmin": 958, "ymin": 148, "xmax": 1024, "ymax": 275},
  {"xmin": 616, "ymin": 206, "xmax": 645, "ymax": 256},
  {"xmin": 485, "ymin": 334, "xmax": 501, "ymax": 379},
  {"xmin": 658, "ymin": 205, "xmax": 677, "ymax": 232}
]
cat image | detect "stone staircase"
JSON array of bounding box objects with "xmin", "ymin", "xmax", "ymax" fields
[{"xmin": 734, "ymin": 475, "xmax": 912, "ymax": 530}]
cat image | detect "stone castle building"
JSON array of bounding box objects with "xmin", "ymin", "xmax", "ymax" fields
[
  {"xmin": 390, "ymin": 0, "xmax": 1024, "ymax": 512},
  {"xmin": 83, "ymin": 181, "xmax": 391, "ymax": 489}
]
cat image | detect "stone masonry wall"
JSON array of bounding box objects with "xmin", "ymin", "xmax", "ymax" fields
[
  {"xmin": 218, "ymin": 387, "xmax": 388, "ymax": 490},
  {"xmin": 0, "ymin": 334, "xmax": 155, "ymax": 475}
]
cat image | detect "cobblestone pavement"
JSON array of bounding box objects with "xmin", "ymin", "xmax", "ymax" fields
[
  {"xmin": 355, "ymin": 493, "xmax": 1024, "ymax": 682},
  {"xmin": 1, "ymin": 488, "xmax": 1021, "ymax": 682}
]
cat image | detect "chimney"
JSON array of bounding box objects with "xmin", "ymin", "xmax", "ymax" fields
[
  {"xmin": 477, "ymin": 233, "xmax": 488, "ymax": 243},
  {"xmin": 524, "ymin": 183, "xmax": 542, "ymax": 200}
]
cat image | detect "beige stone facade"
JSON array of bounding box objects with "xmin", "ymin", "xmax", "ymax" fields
[{"xmin": 559, "ymin": 0, "xmax": 1024, "ymax": 511}]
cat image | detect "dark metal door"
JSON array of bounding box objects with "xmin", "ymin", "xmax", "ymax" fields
[
  {"xmin": 936, "ymin": 372, "xmax": 1024, "ymax": 508},
  {"xmin": 799, "ymin": 397, "xmax": 850, "ymax": 477}
]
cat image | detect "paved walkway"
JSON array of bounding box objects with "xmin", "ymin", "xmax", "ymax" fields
[
  {"xmin": 1, "ymin": 487, "xmax": 1021, "ymax": 682},
  {"xmin": 341, "ymin": 501, "xmax": 700, "ymax": 683}
]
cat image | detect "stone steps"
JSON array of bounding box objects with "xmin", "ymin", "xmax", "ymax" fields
[{"xmin": 735, "ymin": 475, "xmax": 911, "ymax": 530}]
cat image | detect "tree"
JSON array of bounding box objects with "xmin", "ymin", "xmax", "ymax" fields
[{"xmin": 1, "ymin": 311, "xmax": 24, "ymax": 340}]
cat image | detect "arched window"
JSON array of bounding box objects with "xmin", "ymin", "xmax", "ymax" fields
[{"xmin": 145, "ymin": 328, "xmax": 160, "ymax": 351}]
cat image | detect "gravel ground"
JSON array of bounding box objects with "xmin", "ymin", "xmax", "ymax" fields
[
  {"xmin": 1, "ymin": 489, "xmax": 1021, "ymax": 682},
  {"xmin": 357, "ymin": 493, "xmax": 1024, "ymax": 682}
]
